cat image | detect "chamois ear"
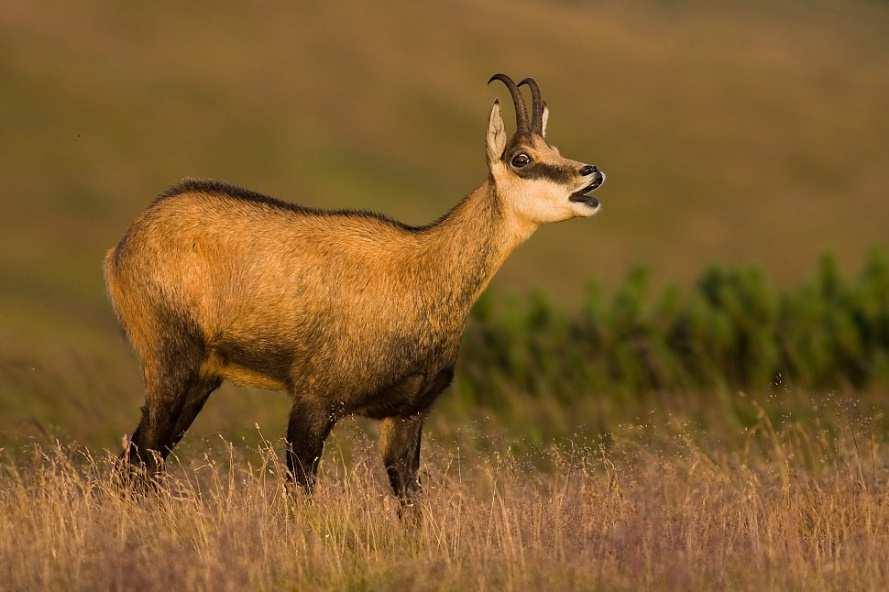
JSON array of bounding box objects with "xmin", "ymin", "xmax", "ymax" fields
[
  {"xmin": 486, "ymin": 99, "xmax": 507, "ymax": 165},
  {"xmin": 540, "ymin": 102, "xmax": 549, "ymax": 138}
]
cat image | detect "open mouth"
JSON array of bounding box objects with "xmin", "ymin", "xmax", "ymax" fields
[{"xmin": 569, "ymin": 176, "xmax": 604, "ymax": 208}]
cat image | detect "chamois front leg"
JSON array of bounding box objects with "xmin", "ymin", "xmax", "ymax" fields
[
  {"xmin": 379, "ymin": 414, "xmax": 424, "ymax": 503},
  {"xmin": 284, "ymin": 397, "xmax": 337, "ymax": 494}
]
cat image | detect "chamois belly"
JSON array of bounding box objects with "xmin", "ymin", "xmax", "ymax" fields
[
  {"xmin": 201, "ymin": 337, "xmax": 295, "ymax": 392},
  {"xmin": 201, "ymin": 325, "xmax": 459, "ymax": 415},
  {"xmin": 352, "ymin": 366, "xmax": 456, "ymax": 419},
  {"xmin": 343, "ymin": 328, "xmax": 459, "ymax": 417},
  {"xmin": 201, "ymin": 352, "xmax": 289, "ymax": 391}
]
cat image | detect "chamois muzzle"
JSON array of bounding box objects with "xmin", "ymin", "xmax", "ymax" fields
[{"xmin": 570, "ymin": 164, "xmax": 606, "ymax": 209}]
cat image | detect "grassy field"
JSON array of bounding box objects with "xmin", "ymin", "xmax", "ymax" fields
[
  {"xmin": 2, "ymin": 397, "xmax": 888, "ymax": 591},
  {"xmin": 2, "ymin": 1, "xmax": 889, "ymax": 589}
]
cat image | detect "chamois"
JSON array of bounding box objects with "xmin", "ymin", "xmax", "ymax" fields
[{"xmin": 104, "ymin": 74, "xmax": 606, "ymax": 499}]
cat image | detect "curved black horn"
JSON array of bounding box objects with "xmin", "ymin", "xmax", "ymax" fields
[
  {"xmin": 518, "ymin": 78, "xmax": 544, "ymax": 134},
  {"xmin": 488, "ymin": 73, "xmax": 529, "ymax": 133}
]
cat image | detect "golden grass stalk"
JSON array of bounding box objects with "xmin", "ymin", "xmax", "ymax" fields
[{"xmin": 1, "ymin": 412, "xmax": 888, "ymax": 591}]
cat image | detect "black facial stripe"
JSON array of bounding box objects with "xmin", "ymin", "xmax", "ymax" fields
[{"xmin": 513, "ymin": 162, "xmax": 574, "ymax": 184}]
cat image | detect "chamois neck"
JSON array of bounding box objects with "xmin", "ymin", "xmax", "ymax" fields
[{"xmin": 417, "ymin": 178, "xmax": 537, "ymax": 312}]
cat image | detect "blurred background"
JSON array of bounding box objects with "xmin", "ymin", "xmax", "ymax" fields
[{"xmin": 1, "ymin": 0, "xmax": 888, "ymax": 452}]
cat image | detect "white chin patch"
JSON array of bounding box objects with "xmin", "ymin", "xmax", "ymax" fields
[{"xmin": 573, "ymin": 200, "xmax": 601, "ymax": 217}]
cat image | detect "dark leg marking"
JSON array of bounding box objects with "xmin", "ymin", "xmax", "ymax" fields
[
  {"xmin": 379, "ymin": 414, "xmax": 425, "ymax": 502},
  {"xmin": 169, "ymin": 376, "xmax": 222, "ymax": 449},
  {"xmin": 285, "ymin": 398, "xmax": 337, "ymax": 494},
  {"xmin": 124, "ymin": 373, "xmax": 191, "ymax": 472},
  {"xmin": 122, "ymin": 322, "xmax": 206, "ymax": 474}
]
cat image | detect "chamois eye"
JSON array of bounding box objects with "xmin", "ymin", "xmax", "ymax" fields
[{"xmin": 511, "ymin": 153, "xmax": 531, "ymax": 168}]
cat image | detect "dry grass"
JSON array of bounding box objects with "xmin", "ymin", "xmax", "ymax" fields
[{"xmin": 2, "ymin": 409, "xmax": 888, "ymax": 591}]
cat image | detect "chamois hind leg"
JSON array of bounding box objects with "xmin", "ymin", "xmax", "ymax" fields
[
  {"xmin": 124, "ymin": 370, "xmax": 193, "ymax": 474},
  {"xmin": 123, "ymin": 338, "xmax": 206, "ymax": 475},
  {"xmin": 379, "ymin": 414, "xmax": 425, "ymax": 503},
  {"xmin": 168, "ymin": 376, "xmax": 222, "ymax": 450},
  {"xmin": 284, "ymin": 397, "xmax": 337, "ymax": 494}
]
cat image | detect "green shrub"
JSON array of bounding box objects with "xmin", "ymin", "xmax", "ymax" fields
[{"xmin": 459, "ymin": 250, "xmax": 889, "ymax": 406}]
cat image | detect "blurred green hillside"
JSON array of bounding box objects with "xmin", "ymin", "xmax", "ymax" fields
[{"xmin": 1, "ymin": 1, "xmax": 888, "ymax": 449}]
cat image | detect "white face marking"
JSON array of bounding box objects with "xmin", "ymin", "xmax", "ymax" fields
[
  {"xmin": 513, "ymin": 177, "xmax": 576, "ymax": 223},
  {"xmin": 492, "ymin": 166, "xmax": 600, "ymax": 224},
  {"xmin": 574, "ymin": 200, "xmax": 601, "ymax": 217}
]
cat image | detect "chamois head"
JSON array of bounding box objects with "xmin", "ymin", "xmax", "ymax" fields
[{"xmin": 486, "ymin": 74, "xmax": 605, "ymax": 224}]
